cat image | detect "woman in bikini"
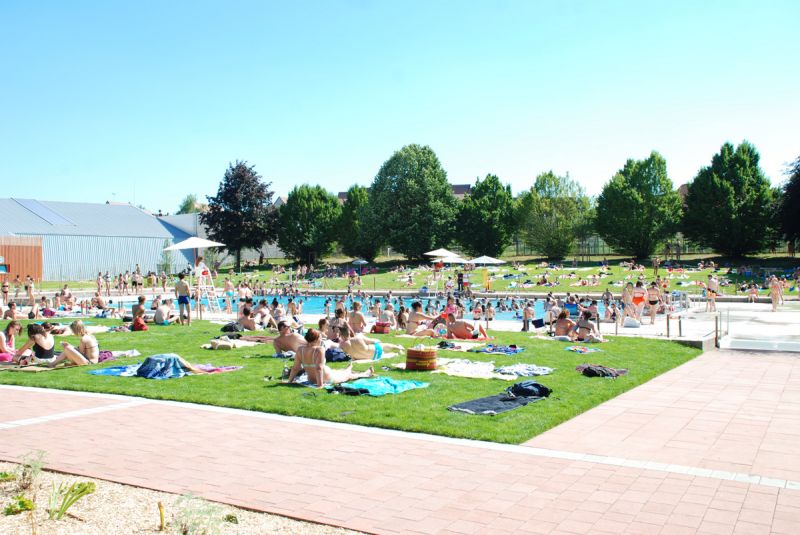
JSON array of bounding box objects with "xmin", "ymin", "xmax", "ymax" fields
[
  {"xmin": 1, "ymin": 280, "xmax": 8, "ymax": 307},
  {"xmin": 621, "ymin": 282, "xmax": 635, "ymax": 319},
  {"xmin": 16, "ymin": 323, "xmax": 55, "ymax": 365},
  {"xmin": 553, "ymin": 310, "xmax": 577, "ymax": 341},
  {"xmin": 48, "ymin": 320, "xmax": 100, "ymax": 367},
  {"xmin": 406, "ymin": 301, "xmax": 436, "ymax": 337},
  {"xmin": 631, "ymin": 281, "xmax": 647, "ymax": 320},
  {"xmin": 285, "ymin": 329, "xmax": 372, "ymax": 388},
  {"xmin": 646, "ymin": 282, "xmax": 661, "ymax": 325},
  {"xmin": 575, "ymin": 310, "xmax": 604, "ymax": 343}
]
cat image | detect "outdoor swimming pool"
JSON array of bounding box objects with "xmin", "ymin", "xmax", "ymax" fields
[{"xmin": 116, "ymin": 294, "xmax": 606, "ymax": 322}]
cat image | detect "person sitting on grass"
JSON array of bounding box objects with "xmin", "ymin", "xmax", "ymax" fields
[
  {"xmin": 337, "ymin": 326, "xmax": 404, "ymax": 361},
  {"xmin": 3, "ymin": 302, "xmax": 25, "ymax": 320},
  {"xmin": 237, "ymin": 305, "xmax": 261, "ymax": 331},
  {"xmin": 285, "ymin": 328, "xmax": 373, "ymax": 387},
  {"xmin": 574, "ymin": 310, "xmax": 605, "ymax": 343},
  {"xmin": 273, "ymin": 320, "xmax": 306, "ymax": 355},
  {"xmin": 349, "ymin": 301, "xmax": 368, "ymax": 334},
  {"xmin": 154, "ymin": 298, "xmax": 179, "ymax": 325},
  {"xmin": 0, "ymin": 320, "xmax": 21, "ymax": 362},
  {"xmin": 16, "ymin": 323, "xmax": 56, "ymax": 365},
  {"xmin": 406, "ymin": 301, "xmax": 436, "ymax": 337},
  {"xmin": 328, "ymin": 308, "xmax": 353, "ymax": 341},
  {"xmin": 47, "ymin": 320, "xmax": 100, "ymax": 367},
  {"xmin": 379, "ymin": 302, "xmax": 398, "ymax": 331},
  {"xmin": 445, "ymin": 314, "xmax": 488, "ymax": 339},
  {"xmin": 553, "ymin": 310, "xmax": 576, "ymax": 342}
]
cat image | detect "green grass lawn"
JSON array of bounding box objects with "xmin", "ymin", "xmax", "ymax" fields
[{"xmin": 0, "ymin": 320, "xmax": 700, "ymax": 444}]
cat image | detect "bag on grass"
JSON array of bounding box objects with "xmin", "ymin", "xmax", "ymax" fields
[
  {"xmin": 507, "ymin": 380, "xmax": 552, "ymax": 398},
  {"xmin": 325, "ymin": 347, "xmax": 350, "ymax": 362},
  {"xmin": 221, "ymin": 322, "xmax": 244, "ymax": 333}
]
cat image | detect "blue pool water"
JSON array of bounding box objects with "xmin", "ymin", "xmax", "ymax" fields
[{"xmin": 118, "ymin": 294, "xmax": 606, "ymax": 322}]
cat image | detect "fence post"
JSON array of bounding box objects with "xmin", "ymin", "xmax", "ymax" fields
[{"xmin": 666, "ymin": 313, "xmax": 670, "ymax": 338}]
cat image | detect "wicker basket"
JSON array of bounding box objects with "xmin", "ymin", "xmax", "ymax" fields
[{"xmin": 406, "ymin": 347, "xmax": 437, "ymax": 371}]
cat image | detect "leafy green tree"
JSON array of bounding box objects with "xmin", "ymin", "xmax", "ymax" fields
[
  {"xmin": 517, "ymin": 172, "xmax": 592, "ymax": 260},
  {"xmin": 778, "ymin": 155, "xmax": 800, "ymax": 250},
  {"xmin": 369, "ymin": 144, "xmax": 457, "ymax": 260},
  {"xmin": 683, "ymin": 142, "xmax": 775, "ymax": 257},
  {"xmin": 277, "ymin": 185, "xmax": 342, "ymax": 262},
  {"xmin": 177, "ymin": 194, "xmax": 204, "ymax": 214},
  {"xmin": 200, "ymin": 161, "xmax": 279, "ymax": 271},
  {"xmin": 455, "ymin": 174, "xmax": 516, "ymax": 257},
  {"xmin": 339, "ymin": 185, "xmax": 382, "ymax": 261},
  {"xmin": 595, "ymin": 151, "xmax": 682, "ymax": 259}
]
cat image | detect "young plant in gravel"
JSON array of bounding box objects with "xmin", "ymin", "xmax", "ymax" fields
[
  {"xmin": 4, "ymin": 494, "xmax": 35, "ymax": 516},
  {"xmin": 0, "ymin": 471, "xmax": 16, "ymax": 482},
  {"xmin": 15, "ymin": 450, "xmax": 46, "ymax": 491},
  {"xmin": 47, "ymin": 481, "xmax": 96, "ymax": 520},
  {"xmin": 173, "ymin": 494, "xmax": 224, "ymax": 535}
]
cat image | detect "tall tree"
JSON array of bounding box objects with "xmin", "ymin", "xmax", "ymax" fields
[
  {"xmin": 277, "ymin": 185, "xmax": 342, "ymax": 262},
  {"xmin": 778, "ymin": 155, "xmax": 800, "ymax": 250},
  {"xmin": 369, "ymin": 144, "xmax": 457, "ymax": 260},
  {"xmin": 595, "ymin": 151, "xmax": 682, "ymax": 259},
  {"xmin": 456, "ymin": 174, "xmax": 516, "ymax": 257},
  {"xmin": 683, "ymin": 141, "xmax": 775, "ymax": 257},
  {"xmin": 339, "ymin": 185, "xmax": 382, "ymax": 261},
  {"xmin": 517, "ymin": 171, "xmax": 591, "ymax": 260},
  {"xmin": 200, "ymin": 161, "xmax": 279, "ymax": 271},
  {"xmin": 177, "ymin": 194, "xmax": 204, "ymax": 214}
]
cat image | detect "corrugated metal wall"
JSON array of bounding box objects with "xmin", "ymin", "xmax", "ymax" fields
[{"xmin": 17, "ymin": 234, "xmax": 178, "ymax": 281}]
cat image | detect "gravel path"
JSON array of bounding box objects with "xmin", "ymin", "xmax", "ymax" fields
[{"xmin": 0, "ymin": 462, "xmax": 362, "ymax": 535}]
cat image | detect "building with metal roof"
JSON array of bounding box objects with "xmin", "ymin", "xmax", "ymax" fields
[{"xmin": 0, "ymin": 198, "xmax": 189, "ymax": 281}]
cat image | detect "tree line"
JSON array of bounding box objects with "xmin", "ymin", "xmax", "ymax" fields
[{"xmin": 197, "ymin": 142, "xmax": 800, "ymax": 270}]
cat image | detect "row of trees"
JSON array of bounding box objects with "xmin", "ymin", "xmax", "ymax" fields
[{"xmin": 198, "ymin": 142, "xmax": 800, "ymax": 270}]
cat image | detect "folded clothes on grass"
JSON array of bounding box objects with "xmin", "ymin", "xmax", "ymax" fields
[
  {"xmin": 565, "ymin": 346, "xmax": 602, "ymax": 354},
  {"xmin": 576, "ymin": 364, "xmax": 628, "ymax": 378},
  {"xmin": 470, "ymin": 344, "xmax": 524, "ymax": 355},
  {"xmin": 329, "ymin": 377, "xmax": 429, "ymax": 397},
  {"xmin": 494, "ymin": 363, "xmax": 554, "ymax": 376}
]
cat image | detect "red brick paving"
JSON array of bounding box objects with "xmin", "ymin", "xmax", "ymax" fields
[{"xmin": 1, "ymin": 350, "xmax": 799, "ymax": 533}]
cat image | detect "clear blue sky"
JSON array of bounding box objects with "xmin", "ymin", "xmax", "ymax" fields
[{"xmin": 1, "ymin": 0, "xmax": 798, "ymax": 212}]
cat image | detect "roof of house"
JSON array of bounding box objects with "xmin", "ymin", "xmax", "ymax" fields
[{"xmin": 0, "ymin": 198, "xmax": 174, "ymax": 239}]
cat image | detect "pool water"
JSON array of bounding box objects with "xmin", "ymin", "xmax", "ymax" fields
[{"xmin": 118, "ymin": 295, "xmax": 607, "ymax": 322}]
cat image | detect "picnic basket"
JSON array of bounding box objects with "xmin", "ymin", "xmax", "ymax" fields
[{"xmin": 406, "ymin": 347, "xmax": 437, "ymax": 371}]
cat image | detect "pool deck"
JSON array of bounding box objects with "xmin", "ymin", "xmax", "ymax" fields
[{"xmin": 2, "ymin": 347, "xmax": 800, "ymax": 534}]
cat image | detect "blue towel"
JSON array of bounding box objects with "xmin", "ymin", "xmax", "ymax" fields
[
  {"xmin": 88, "ymin": 364, "xmax": 140, "ymax": 376},
  {"xmin": 334, "ymin": 377, "xmax": 429, "ymax": 397}
]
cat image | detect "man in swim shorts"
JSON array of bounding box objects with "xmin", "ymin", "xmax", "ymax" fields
[
  {"xmin": 174, "ymin": 273, "xmax": 191, "ymax": 326},
  {"xmin": 446, "ymin": 314, "xmax": 488, "ymax": 339}
]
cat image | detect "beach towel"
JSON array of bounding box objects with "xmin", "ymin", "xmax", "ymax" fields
[
  {"xmin": 471, "ymin": 344, "xmax": 524, "ymax": 355},
  {"xmin": 494, "ymin": 363, "xmax": 554, "ymax": 376},
  {"xmin": 394, "ymin": 358, "xmax": 516, "ymax": 380},
  {"xmin": 565, "ymin": 346, "xmax": 602, "ymax": 354},
  {"xmin": 448, "ymin": 393, "xmax": 542, "ymax": 415},
  {"xmin": 88, "ymin": 355, "xmax": 241, "ymax": 379},
  {"xmin": 576, "ymin": 364, "xmax": 628, "ymax": 378},
  {"xmin": 330, "ymin": 377, "xmax": 429, "ymax": 397}
]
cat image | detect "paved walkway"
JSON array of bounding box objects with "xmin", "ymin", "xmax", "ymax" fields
[{"xmin": 1, "ymin": 349, "xmax": 799, "ymax": 534}]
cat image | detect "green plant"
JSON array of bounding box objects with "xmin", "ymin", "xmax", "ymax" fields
[
  {"xmin": 15, "ymin": 450, "xmax": 46, "ymax": 491},
  {"xmin": 47, "ymin": 481, "xmax": 96, "ymax": 520},
  {"xmin": 0, "ymin": 471, "xmax": 16, "ymax": 482},
  {"xmin": 223, "ymin": 513, "xmax": 238, "ymax": 524},
  {"xmin": 4, "ymin": 494, "xmax": 35, "ymax": 516},
  {"xmin": 173, "ymin": 494, "xmax": 224, "ymax": 535}
]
